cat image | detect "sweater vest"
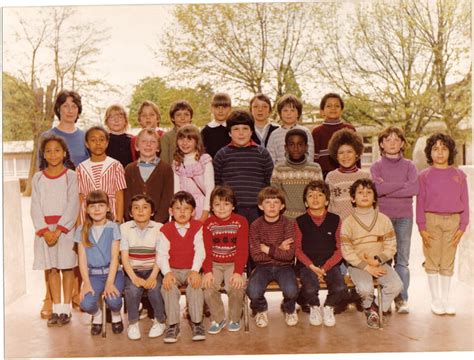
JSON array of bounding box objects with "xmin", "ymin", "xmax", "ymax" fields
[
  {"xmin": 160, "ymin": 219, "xmax": 202, "ymax": 269},
  {"xmin": 296, "ymin": 212, "xmax": 339, "ymax": 267}
]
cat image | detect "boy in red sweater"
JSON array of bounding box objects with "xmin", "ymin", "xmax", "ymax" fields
[
  {"xmin": 202, "ymin": 186, "xmax": 249, "ymax": 334},
  {"xmin": 246, "ymin": 187, "xmax": 299, "ymax": 328},
  {"xmin": 157, "ymin": 191, "xmax": 206, "ymax": 343}
]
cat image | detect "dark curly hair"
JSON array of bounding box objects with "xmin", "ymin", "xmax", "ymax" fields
[
  {"xmin": 328, "ymin": 128, "xmax": 364, "ymax": 160},
  {"xmin": 349, "ymin": 178, "xmax": 378, "ymax": 208},
  {"xmin": 39, "ymin": 134, "xmax": 75, "ymax": 171},
  {"xmin": 424, "ymin": 133, "xmax": 457, "ymax": 166}
]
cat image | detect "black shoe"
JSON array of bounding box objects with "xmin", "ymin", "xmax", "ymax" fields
[
  {"xmin": 47, "ymin": 313, "xmax": 59, "ymax": 327},
  {"xmin": 300, "ymin": 304, "xmax": 310, "ymax": 313},
  {"xmin": 91, "ymin": 323, "xmax": 103, "ymax": 336},
  {"xmin": 58, "ymin": 313, "xmax": 71, "ymax": 326},
  {"xmin": 112, "ymin": 320, "xmax": 124, "ymax": 334}
]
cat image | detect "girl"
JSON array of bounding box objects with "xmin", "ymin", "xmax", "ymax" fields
[
  {"xmin": 173, "ymin": 124, "xmax": 214, "ymax": 222},
  {"xmin": 75, "ymin": 190, "xmax": 124, "ymax": 335},
  {"xmin": 417, "ymin": 133, "xmax": 469, "ymax": 316},
  {"xmin": 76, "ymin": 126, "xmax": 127, "ymax": 224},
  {"xmin": 326, "ymin": 128, "xmax": 370, "ymax": 221},
  {"xmin": 31, "ymin": 135, "xmax": 79, "ymax": 327},
  {"xmin": 104, "ymin": 104, "xmax": 136, "ymax": 168},
  {"xmin": 131, "ymin": 100, "xmax": 165, "ymax": 159},
  {"xmin": 370, "ymin": 126, "xmax": 418, "ymax": 314}
]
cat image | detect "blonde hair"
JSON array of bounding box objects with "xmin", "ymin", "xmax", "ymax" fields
[
  {"xmin": 104, "ymin": 104, "xmax": 128, "ymax": 131},
  {"xmin": 138, "ymin": 100, "xmax": 161, "ymax": 125},
  {"xmin": 173, "ymin": 124, "xmax": 204, "ymax": 167},
  {"xmin": 81, "ymin": 191, "xmax": 114, "ymax": 247}
]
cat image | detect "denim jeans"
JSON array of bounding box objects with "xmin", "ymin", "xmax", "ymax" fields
[
  {"xmin": 80, "ymin": 270, "xmax": 124, "ymax": 315},
  {"xmin": 298, "ymin": 266, "xmax": 346, "ymax": 307},
  {"xmin": 246, "ymin": 264, "xmax": 298, "ymax": 314},
  {"xmin": 391, "ymin": 218, "xmax": 413, "ymax": 301},
  {"xmin": 124, "ymin": 269, "xmax": 165, "ymax": 324}
]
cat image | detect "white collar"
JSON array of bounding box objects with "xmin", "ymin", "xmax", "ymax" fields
[{"xmin": 208, "ymin": 120, "xmax": 227, "ymax": 128}]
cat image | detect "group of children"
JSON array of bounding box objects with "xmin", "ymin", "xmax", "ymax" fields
[{"xmin": 31, "ymin": 89, "xmax": 469, "ymax": 343}]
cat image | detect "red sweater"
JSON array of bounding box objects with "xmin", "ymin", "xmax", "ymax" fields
[
  {"xmin": 160, "ymin": 219, "xmax": 202, "ymax": 269},
  {"xmin": 202, "ymin": 213, "xmax": 249, "ymax": 274}
]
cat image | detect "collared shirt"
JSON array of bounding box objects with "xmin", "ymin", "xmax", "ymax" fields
[
  {"xmin": 207, "ymin": 119, "xmax": 227, "ymax": 128},
  {"xmin": 175, "ymin": 222, "xmax": 191, "ymax": 236},
  {"xmin": 138, "ymin": 156, "xmax": 161, "ymax": 182}
]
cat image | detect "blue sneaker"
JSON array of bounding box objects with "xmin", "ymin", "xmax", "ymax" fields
[
  {"xmin": 208, "ymin": 319, "xmax": 226, "ymax": 334},
  {"xmin": 228, "ymin": 321, "xmax": 241, "ymax": 332}
]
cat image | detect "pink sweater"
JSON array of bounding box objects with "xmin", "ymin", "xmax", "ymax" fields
[{"xmin": 416, "ymin": 167, "xmax": 469, "ymax": 231}]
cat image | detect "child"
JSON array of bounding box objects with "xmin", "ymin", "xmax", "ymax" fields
[
  {"xmin": 246, "ymin": 187, "xmax": 299, "ymax": 328},
  {"xmin": 213, "ymin": 110, "xmax": 274, "ymax": 227},
  {"xmin": 160, "ymin": 100, "xmax": 193, "ymax": 165},
  {"xmin": 124, "ymin": 128, "xmax": 174, "ymax": 223},
  {"xmin": 121, "ymin": 194, "xmax": 166, "ymax": 340},
  {"xmin": 75, "ymin": 190, "xmax": 124, "ymax": 335},
  {"xmin": 173, "ymin": 124, "xmax": 214, "ymax": 223},
  {"xmin": 104, "ymin": 104, "xmax": 136, "ymax": 168},
  {"xmin": 266, "ymin": 94, "xmax": 314, "ymax": 165},
  {"xmin": 202, "ymin": 186, "xmax": 249, "ymax": 334},
  {"xmin": 341, "ymin": 179, "xmax": 403, "ymax": 329},
  {"xmin": 370, "ymin": 126, "xmax": 419, "ymax": 314},
  {"xmin": 131, "ymin": 100, "xmax": 166, "ymax": 159},
  {"xmin": 417, "ymin": 133, "xmax": 469, "ymax": 316},
  {"xmin": 201, "ymin": 93, "xmax": 232, "ymax": 158},
  {"xmin": 31, "ymin": 135, "xmax": 79, "ymax": 326},
  {"xmin": 157, "ymin": 191, "xmax": 206, "ymax": 343},
  {"xmin": 311, "ymin": 93, "xmax": 358, "ymax": 178},
  {"xmin": 249, "ymin": 93, "xmax": 279, "ymax": 147},
  {"xmin": 326, "ymin": 128, "xmax": 370, "ymax": 221},
  {"xmin": 271, "ymin": 128, "xmax": 323, "ymax": 219},
  {"xmin": 76, "ymin": 126, "xmax": 127, "ymax": 224},
  {"xmin": 295, "ymin": 180, "xmax": 346, "ymax": 327}
]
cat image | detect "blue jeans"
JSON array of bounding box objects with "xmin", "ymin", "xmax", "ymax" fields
[
  {"xmin": 124, "ymin": 270, "xmax": 166, "ymax": 324},
  {"xmin": 299, "ymin": 266, "xmax": 346, "ymax": 307},
  {"xmin": 246, "ymin": 264, "xmax": 298, "ymax": 314},
  {"xmin": 391, "ymin": 218, "xmax": 413, "ymax": 301},
  {"xmin": 80, "ymin": 270, "xmax": 124, "ymax": 315}
]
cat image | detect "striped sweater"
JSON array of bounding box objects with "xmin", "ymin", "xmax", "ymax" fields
[
  {"xmin": 120, "ymin": 220, "xmax": 162, "ymax": 271},
  {"xmin": 213, "ymin": 143, "xmax": 274, "ymax": 207}
]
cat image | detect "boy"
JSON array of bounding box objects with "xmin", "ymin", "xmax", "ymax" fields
[
  {"xmin": 121, "ymin": 194, "xmax": 166, "ymax": 340},
  {"xmin": 160, "ymin": 100, "xmax": 193, "ymax": 164},
  {"xmin": 266, "ymin": 94, "xmax": 314, "ymax": 165},
  {"xmin": 249, "ymin": 93, "xmax": 279, "ymax": 147},
  {"xmin": 213, "ymin": 110, "xmax": 274, "ymax": 227},
  {"xmin": 295, "ymin": 181, "xmax": 345, "ymax": 327},
  {"xmin": 157, "ymin": 191, "xmax": 206, "ymax": 343},
  {"xmin": 246, "ymin": 187, "xmax": 299, "ymax": 327},
  {"xmin": 341, "ymin": 179, "xmax": 403, "ymax": 329},
  {"xmin": 201, "ymin": 93, "xmax": 232, "ymax": 158},
  {"xmin": 370, "ymin": 126, "xmax": 418, "ymax": 314},
  {"xmin": 311, "ymin": 93, "xmax": 358, "ymax": 178},
  {"xmin": 271, "ymin": 128, "xmax": 323, "ymax": 219},
  {"xmin": 131, "ymin": 100, "xmax": 165, "ymax": 160},
  {"xmin": 202, "ymin": 186, "xmax": 249, "ymax": 334},
  {"xmin": 124, "ymin": 128, "xmax": 174, "ymax": 223}
]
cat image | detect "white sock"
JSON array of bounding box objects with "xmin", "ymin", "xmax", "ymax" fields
[
  {"xmin": 111, "ymin": 311, "xmax": 122, "ymax": 323},
  {"xmin": 53, "ymin": 303, "xmax": 61, "ymax": 314},
  {"xmin": 63, "ymin": 303, "xmax": 72, "ymax": 314},
  {"xmin": 92, "ymin": 309, "xmax": 102, "ymax": 324}
]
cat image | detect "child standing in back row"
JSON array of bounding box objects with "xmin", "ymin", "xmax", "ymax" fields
[
  {"xmin": 201, "ymin": 93, "xmax": 232, "ymax": 158},
  {"xmin": 104, "ymin": 104, "xmax": 136, "ymax": 168},
  {"xmin": 417, "ymin": 133, "xmax": 469, "ymax": 316},
  {"xmin": 250, "ymin": 93, "xmax": 279, "ymax": 148},
  {"xmin": 370, "ymin": 126, "xmax": 418, "ymax": 314},
  {"xmin": 173, "ymin": 124, "xmax": 214, "ymax": 223}
]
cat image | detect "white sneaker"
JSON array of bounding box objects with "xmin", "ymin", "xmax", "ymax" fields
[
  {"xmin": 148, "ymin": 319, "xmax": 166, "ymax": 338},
  {"xmin": 255, "ymin": 311, "xmax": 268, "ymax": 328},
  {"xmin": 285, "ymin": 311, "xmax": 298, "ymax": 326},
  {"xmin": 431, "ymin": 299, "xmax": 445, "ymax": 315},
  {"xmin": 442, "ymin": 301, "xmax": 456, "ymax": 315},
  {"xmin": 127, "ymin": 322, "xmax": 141, "ymax": 340},
  {"xmin": 397, "ymin": 300, "xmax": 410, "ymax": 314},
  {"xmin": 309, "ymin": 306, "xmax": 322, "ymax": 326},
  {"xmin": 322, "ymin": 306, "xmax": 336, "ymax": 327}
]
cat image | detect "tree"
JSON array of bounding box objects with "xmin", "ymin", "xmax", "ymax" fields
[
  {"xmin": 159, "ymin": 2, "xmax": 323, "ymax": 105},
  {"xmin": 4, "ymin": 7, "xmax": 110, "ymax": 195},
  {"xmin": 128, "ymin": 77, "xmax": 214, "ymax": 128}
]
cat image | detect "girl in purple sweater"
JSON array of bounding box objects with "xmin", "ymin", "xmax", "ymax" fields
[
  {"xmin": 417, "ymin": 133, "xmax": 469, "ymax": 316},
  {"xmin": 370, "ymin": 126, "xmax": 418, "ymax": 314}
]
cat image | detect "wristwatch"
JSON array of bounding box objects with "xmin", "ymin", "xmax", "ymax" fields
[{"xmin": 374, "ymin": 255, "xmax": 382, "ymax": 264}]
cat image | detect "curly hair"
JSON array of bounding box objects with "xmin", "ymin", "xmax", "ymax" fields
[
  {"xmin": 328, "ymin": 128, "xmax": 364, "ymax": 160},
  {"xmin": 39, "ymin": 134, "xmax": 75, "ymax": 171},
  {"xmin": 424, "ymin": 132, "xmax": 457, "ymax": 166}
]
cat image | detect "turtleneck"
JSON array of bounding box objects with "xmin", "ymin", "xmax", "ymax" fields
[
  {"xmin": 338, "ymin": 164, "xmax": 358, "ymax": 173},
  {"xmin": 286, "ymin": 154, "xmax": 308, "ymax": 169},
  {"xmin": 354, "ymin": 207, "xmax": 377, "ymax": 229}
]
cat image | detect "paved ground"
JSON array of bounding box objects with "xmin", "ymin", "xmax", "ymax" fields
[{"xmin": 2, "ymin": 196, "xmax": 473, "ymax": 358}]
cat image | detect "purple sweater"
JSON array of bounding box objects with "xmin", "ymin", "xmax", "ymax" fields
[
  {"xmin": 416, "ymin": 166, "xmax": 469, "ymax": 231},
  {"xmin": 370, "ymin": 156, "xmax": 419, "ymax": 218}
]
